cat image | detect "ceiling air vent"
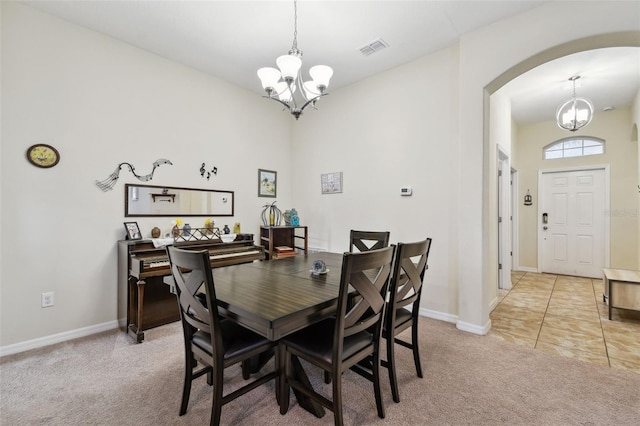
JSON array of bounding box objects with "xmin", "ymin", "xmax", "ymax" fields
[{"xmin": 359, "ymin": 38, "xmax": 389, "ymax": 56}]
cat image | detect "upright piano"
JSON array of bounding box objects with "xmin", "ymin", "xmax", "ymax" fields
[{"xmin": 118, "ymin": 235, "xmax": 264, "ymax": 342}]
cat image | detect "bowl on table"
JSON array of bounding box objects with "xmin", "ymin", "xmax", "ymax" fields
[{"xmin": 220, "ymin": 233, "xmax": 236, "ymax": 243}]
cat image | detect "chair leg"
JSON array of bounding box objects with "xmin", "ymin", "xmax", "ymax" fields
[
  {"xmin": 387, "ymin": 335, "xmax": 400, "ymax": 403},
  {"xmin": 373, "ymin": 348, "xmax": 385, "ymax": 419},
  {"xmin": 324, "ymin": 370, "xmax": 331, "ymax": 384},
  {"xmin": 279, "ymin": 345, "xmax": 290, "ymax": 415},
  {"xmin": 241, "ymin": 359, "xmax": 251, "ymax": 380},
  {"xmin": 332, "ymin": 370, "xmax": 344, "ymax": 426},
  {"xmin": 210, "ymin": 366, "xmax": 224, "ymax": 426},
  {"xmin": 180, "ymin": 351, "xmax": 195, "ymax": 415},
  {"xmin": 412, "ymin": 320, "xmax": 423, "ymax": 378}
]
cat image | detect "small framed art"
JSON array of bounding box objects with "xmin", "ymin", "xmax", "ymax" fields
[
  {"xmin": 124, "ymin": 222, "xmax": 142, "ymax": 240},
  {"xmin": 321, "ymin": 172, "xmax": 343, "ymax": 194},
  {"xmin": 258, "ymin": 169, "xmax": 277, "ymax": 198}
]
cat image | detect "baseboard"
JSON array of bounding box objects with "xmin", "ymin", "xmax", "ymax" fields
[
  {"xmin": 515, "ymin": 266, "xmax": 537, "ymax": 273},
  {"xmin": 417, "ymin": 307, "xmax": 458, "ymax": 324},
  {"xmin": 418, "ymin": 307, "xmax": 490, "ymax": 335},
  {"xmin": 0, "ymin": 320, "xmax": 120, "ymax": 357},
  {"xmin": 456, "ymin": 318, "xmax": 491, "ymax": 335}
]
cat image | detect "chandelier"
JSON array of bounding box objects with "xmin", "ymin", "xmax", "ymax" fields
[
  {"xmin": 257, "ymin": 0, "xmax": 333, "ymax": 120},
  {"xmin": 556, "ymin": 75, "xmax": 593, "ymax": 132}
]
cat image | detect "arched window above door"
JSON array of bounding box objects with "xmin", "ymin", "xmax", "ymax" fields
[{"xmin": 543, "ymin": 137, "xmax": 605, "ymax": 160}]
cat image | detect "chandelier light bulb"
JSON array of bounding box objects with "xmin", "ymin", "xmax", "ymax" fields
[
  {"xmin": 309, "ymin": 65, "xmax": 333, "ymax": 91},
  {"xmin": 257, "ymin": 67, "xmax": 281, "ymax": 91},
  {"xmin": 276, "ymin": 54, "xmax": 302, "ymax": 82},
  {"xmin": 275, "ymin": 82, "xmax": 294, "ymax": 102}
]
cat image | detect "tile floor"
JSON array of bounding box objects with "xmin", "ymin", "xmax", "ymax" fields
[{"xmin": 489, "ymin": 271, "xmax": 640, "ymax": 373}]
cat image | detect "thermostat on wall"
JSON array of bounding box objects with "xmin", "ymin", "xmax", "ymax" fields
[{"xmin": 400, "ymin": 187, "xmax": 412, "ymax": 196}]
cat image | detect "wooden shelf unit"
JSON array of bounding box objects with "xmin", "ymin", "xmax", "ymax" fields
[{"xmin": 260, "ymin": 226, "xmax": 308, "ymax": 260}]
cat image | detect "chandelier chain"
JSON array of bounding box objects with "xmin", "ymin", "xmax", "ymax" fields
[{"xmin": 291, "ymin": 0, "xmax": 298, "ymax": 52}]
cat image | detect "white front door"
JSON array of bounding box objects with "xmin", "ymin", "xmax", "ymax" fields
[{"xmin": 540, "ymin": 168, "xmax": 606, "ymax": 278}]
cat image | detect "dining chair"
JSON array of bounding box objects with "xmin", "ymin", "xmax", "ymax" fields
[
  {"xmin": 278, "ymin": 246, "xmax": 395, "ymax": 426},
  {"xmin": 349, "ymin": 230, "xmax": 390, "ymax": 253},
  {"xmin": 383, "ymin": 237, "xmax": 432, "ymax": 403},
  {"xmin": 166, "ymin": 245, "xmax": 278, "ymax": 426}
]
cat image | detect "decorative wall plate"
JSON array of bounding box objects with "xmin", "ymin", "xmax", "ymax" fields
[{"xmin": 26, "ymin": 144, "xmax": 60, "ymax": 168}]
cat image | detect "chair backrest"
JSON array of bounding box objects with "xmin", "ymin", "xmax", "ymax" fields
[
  {"xmin": 333, "ymin": 246, "xmax": 396, "ymax": 360},
  {"xmin": 349, "ymin": 230, "xmax": 391, "ymax": 253},
  {"xmin": 166, "ymin": 245, "xmax": 225, "ymax": 360},
  {"xmin": 387, "ymin": 238, "xmax": 432, "ymax": 326}
]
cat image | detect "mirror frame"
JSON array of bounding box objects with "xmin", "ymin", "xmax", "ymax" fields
[{"xmin": 124, "ymin": 184, "xmax": 234, "ymax": 217}]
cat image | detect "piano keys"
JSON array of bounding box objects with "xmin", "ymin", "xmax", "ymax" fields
[{"xmin": 118, "ymin": 236, "xmax": 264, "ymax": 343}]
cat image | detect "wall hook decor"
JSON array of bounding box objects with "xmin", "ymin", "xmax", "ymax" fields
[
  {"xmin": 524, "ymin": 189, "xmax": 533, "ymax": 206},
  {"xmin": 200, "ymin": 162, "xmax": 218, "ymax": 180},
  {"xmin": 95, "ymin": 158, "xmax": 173, "ymax": 191}
]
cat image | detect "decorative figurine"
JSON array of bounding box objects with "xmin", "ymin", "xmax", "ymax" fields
[
  {"xmin": 311, "ymin": 260, "xmax": 327, "ymax": 275},
  {"xmin": 223, "ymin": 225, "xmax": 231, "ymax": 234},
  {"xmin": 204, "ymin": 218, "xmax": 215, "ymax": 234},
  {"xmin": 290, "ymin": 208, "xmax": 300, "ymax": 226},
  {"xmin": 151, "ymin": 227, "xmax": 161, "ymax": 238}
]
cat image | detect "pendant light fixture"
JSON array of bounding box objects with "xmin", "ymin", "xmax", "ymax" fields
[
  {"xmin": 257, "ymin": 0, "xmax": 333, "ymax": 120},
  {"xmin": 556, "ymin": 75, "xmax": 593, "ymax": 132}
]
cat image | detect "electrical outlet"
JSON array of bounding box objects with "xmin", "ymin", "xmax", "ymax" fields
[{"xmin": 41, "ymin": 292, "xmax": 54, "ymax": 308}]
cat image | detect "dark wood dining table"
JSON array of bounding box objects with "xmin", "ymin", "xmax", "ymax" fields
[
  {"xmin": 211, "ymin": 251, "xmax": 344, "ymax": 341},
  {"xmin": 166, "ymin": 251, "xmax": 346, "ymax": 417}
]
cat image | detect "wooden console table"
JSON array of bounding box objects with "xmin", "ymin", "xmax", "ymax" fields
[{"xmin": 603, "ymin": 268, "xmax": 640, "ymax": 320}]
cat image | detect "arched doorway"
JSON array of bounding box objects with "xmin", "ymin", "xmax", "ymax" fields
[{"xmin": 483, "ymin": 31, "xmax": 640, "ymax": 328}]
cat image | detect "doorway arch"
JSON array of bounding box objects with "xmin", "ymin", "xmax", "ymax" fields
[{"xmin": 482, "ymin": 31, "xmax": 640, "ymax": 325}]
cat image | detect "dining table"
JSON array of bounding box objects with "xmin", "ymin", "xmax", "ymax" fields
[{"xmin": 166, "ymin": 250, "xmax": 347, "ymax": 417}]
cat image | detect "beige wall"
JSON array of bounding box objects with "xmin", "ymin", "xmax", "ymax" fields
[
  {"xmin": 1, "ymin": 3, "xmax": 291, "ymax": 347},
  {"xmin": 291, "ymin": 46, "xmax": 461, "ymax": 319},
  {"xmin": 513, "ymin": 107, "xmax": 639, "ymax": 271}
]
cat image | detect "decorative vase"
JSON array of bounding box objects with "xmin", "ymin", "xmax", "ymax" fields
[
  {"xmin": 151, "ymin": 227, "xmax": 161, "ymax": 238},
  {"xmin": 183, "ymin": 223, "xmax": 191, "ymax": 237},
  {"xmin": 172, "ymin": 225, "xmax": 180, "ymax": 238},
  {"xmin": 223, "ymin": 225, "xmax": 230, "ymax": 234},
  {"xmin": 234, "ymin": 222, "xmax": 241, "ymax": 234}
]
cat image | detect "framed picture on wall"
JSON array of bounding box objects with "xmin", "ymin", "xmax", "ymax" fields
[
  {"xmin": 321, "ymin": 172, "xmax": 343, "ymax": 194},
  {"xmin": 258, "ymin": 169, "xmax": 277, "ymax": 198},
  {"xmin": 124, "ymin": 222, "xmax": 142, "ymax": 240}
]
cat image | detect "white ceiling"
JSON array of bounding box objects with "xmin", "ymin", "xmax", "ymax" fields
[{"xmin": 19, "ymin": 0, "xmax": 640, "ymax": 125}]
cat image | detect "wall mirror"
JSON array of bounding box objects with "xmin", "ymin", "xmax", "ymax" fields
[{"xmin": 125, "ymin": 184, "xmax": 234, "ymax": 217}]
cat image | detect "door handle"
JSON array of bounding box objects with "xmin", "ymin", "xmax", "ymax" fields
[{"xmin": 542, "ymin": 213, "xmax": 548, "ymax": 224}]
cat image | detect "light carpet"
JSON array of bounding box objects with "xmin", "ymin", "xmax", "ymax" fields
[{"xmin": 1, "ymin": 317, "xmax": 639, "ymax": 425}]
